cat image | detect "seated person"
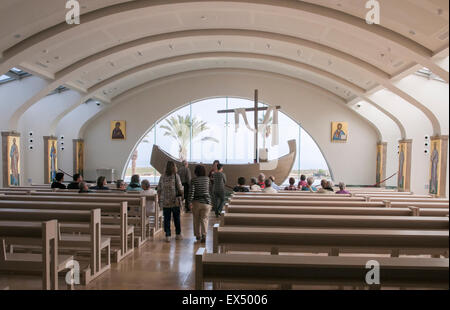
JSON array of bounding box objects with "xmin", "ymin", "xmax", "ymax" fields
[
  {"xmin": 79, "ymin": 181, "xmax": 92, "ymax": 193},
  {"xmin": 336, "ymin": 182, "xmax": 350, "ymax": 194},
  {"xmin": 298, "ymin": 174, "xmax": 307, "ymax": 189},
  {"xmin": 127, "ymin": 174, "xmax": 143, "ymax": 192},
  {"xmin": 249, "ymin": 177, "xmax": 261, "ymax": 192},
  {"xmin": 284, "ymin": 177, "xmax": 298, "ymax": 191},
  {"xmin": 326, "ymin": 181, "xmax": 335, "ymax": 192},
  {"xmin": 67, "ymin": 173, "xmax": 82, "ymax": 189},
  {"xmin": 141, "ymin": 179, "xmax": 157, "ymax": 214},
  {"xmin": 116, "ymin": 179, "xmax": 127, "ymax": 190},
  {"xmin": 318, "ymin": 179, "xmax": 334, "ymax": 193},
  {"xmin": 302, "ymin": 177, "xmax": 317, "ymax": 192},
  {"xmin": 268, "ymin": 176, "xmax": 280, "ymax": 191},
  {"xmin": 257, "ymin": 173, "xmax": 266, "ymax": 189},
  {"xmin": 51, "ymin": 172, "xmax": 67, "ymax": 189},
  {"xmin": 263, "ymin": 179, "xmax": 278, "ymax": 193},
  {"xmin": 233, "ymin": 177, "xmax": 250, "ymax": 192},
  {"xmin": 90, "ymin": 176, "xmax": 109, "ymax": 190}
]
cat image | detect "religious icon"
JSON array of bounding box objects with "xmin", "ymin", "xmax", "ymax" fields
[
  {"xmin": 49, "ymin": 139, "xmax": 58, "ymax": 183},
  {"xmin": 376, "ymin": 145, "xmax": 382, "ymax": 185},
  {"xmin": 111, "ymin": 121, "xmax": 126, "ymax": 140},
  {"xmin": 75, "ymin": 140, "xmax": 84, "ymax": 176},
  {"xmin": 8, "ymin": 136, "xmax": 20, "ymax": 186},
  {"xmin": 398, "ymin": 144, "xmax": 405, "ymax": 190},
  {"xmin": 331, "ymin": 122, "xmax": 348, "ymax": 142},
  {"xmin": 429, "ymin": 141, "xmax": 440, "ymax": 195}
]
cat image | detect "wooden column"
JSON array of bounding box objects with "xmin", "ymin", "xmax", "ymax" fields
[
  {"xmin": 397, "ymin": 139, "xmax": 412, "ymax": 192},
  {"xmin": 429, "ymin": 135, "xmax": 448, "ymax": 198},
  {"xmin": 1, "ymin": 131, "xmax": 21, "ymax": 187},
  {"xmin": 254, "ymin": 89, "xmax": 258, "ymax": 163},
  {"xmin": 73, "ymin": 139, "xmax": 84, "ymax": 177},
  {"xmin": 43, "ymin": 136, "xmax": 58, "ymax": 184},
  {"xmin": 375, "ymin": 142, "xmax": 387, "ymax": 187}
]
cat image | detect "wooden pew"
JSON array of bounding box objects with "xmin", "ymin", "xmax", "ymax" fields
[
  {"xmin": 228, "ymin": 199, "xmax": 449, "ymax": 209},
  {"xmin": 195, "ymin": 248, "xmax": 449, "ymax": 290},
  {"xmin": 224, "ymin": 205, "xmax": 449, "ymax": 217},
  {"xmin": 0, "ymin": 220, "xmax": 73, "ymax": 290},
  {"xmin": 0, "ymin": 201, "xmax": 132, "ymax": 263},
  {"xmin": 0, "ymin": 194, "xmax": 150, "ymax": 246},
  {"xmin": 220, "ymin": 212, "xmax": 449, "ymax": 230},
  {"xmin": 231, "ymin": 195, "xmax": 365, "ymax": 201},
  {"xmin": 212, "ymin": 224, "xmax": 449, "ymax": 257},
  {"xmin": 0, "ymin": 208, "xmax": 110, "ymax": 285}
]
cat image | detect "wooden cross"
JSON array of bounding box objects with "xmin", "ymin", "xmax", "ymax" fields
[{"xmin": 217, "ymin": 89, "xmax": 281, "ymax": 163}]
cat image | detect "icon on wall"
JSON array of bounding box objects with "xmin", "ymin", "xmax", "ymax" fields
[
  {"xmin": 331, "ymin": 122, "xmax": 348, "ymax": 142},
  {"xmin": 111, "ymin": 120, "xmax": 126, "ymax": 140}
]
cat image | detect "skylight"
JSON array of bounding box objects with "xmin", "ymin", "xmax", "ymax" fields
[
  {"xmin": 0, "ymin": 67, "xmax": 31, "ymax": 85},
  {"xmin": 415, "ymin": 67, "xmax": 446, "ymax": 82}
]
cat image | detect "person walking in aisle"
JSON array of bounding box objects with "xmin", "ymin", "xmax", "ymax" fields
[
  {"xmin": 178, "ymin": 160, "xmax": 192, "ymax": 213},
  {"xmin": 212, "ymin": 164, "xmax": 227, "ymax": 217},
  {"xmin": 157, "ymin": 161, "xmax": 184, "ymax": 242},
  {"xmin": 189, "ymin": 165, "xmax": 212, "ymax": 243}
]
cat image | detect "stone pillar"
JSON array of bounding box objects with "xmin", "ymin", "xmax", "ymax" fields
[
  {"xmin": 397, "ymin": 139, "xmax": 412, "ymax": 192},
  {"xmin": 428, "ymin": 135, "xmax": 448, "ymax": 198},
  {"xmin": 73, "ymin": 139, "xmax": 84, "ymax": 177},
  {"xmin": 44, "ymin": 136, "xmax": 58, "ymax": 184},
  {"xmin": 2, "ymin": 131, "xmax": 21, "ymax": 187},
  {"xmin": 375, "ymin": 142, "xmax": 387, "ymax": 187}
]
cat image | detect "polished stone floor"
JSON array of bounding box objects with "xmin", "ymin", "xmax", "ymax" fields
[{"xmin": 0, "ymin": 211, "xmax": 218, "ymax": 290}]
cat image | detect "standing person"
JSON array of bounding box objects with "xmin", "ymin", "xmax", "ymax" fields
[
  {"xmin": 157, "ymin": 161, "xmax": 183, "ymax": 242},
  {"xmin": 189, "ymin": 165, "xmax": 212, "ymax": 243},
  {"xmin": 141, "ymin": 179, "xmax": 157, "ymax": 215},
  {"xmin": 67, "ymin": 173, "xmax": 83, "ymax": 189},
  {"xmin": 178, "ymin": 160, "xmax": 192, "ymax": 212},
  {"xmin": 208, "ymin": 160, "xmax": 220, "ymax": 209},
  {"xmin": 212, "ymin": 164, "xmax": 227, "ymax": 217},
  {"xmin": 127, "ymin": 174, "xmax": 143, "ymax": 192},
  {"xmin": 51, "ymin": 172, "xmax": 66, "ymax": 189}
]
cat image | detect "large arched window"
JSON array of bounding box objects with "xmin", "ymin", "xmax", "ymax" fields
[{"xmin": 124, "ymin": 97, "xmax": 331, "ymax": 185}]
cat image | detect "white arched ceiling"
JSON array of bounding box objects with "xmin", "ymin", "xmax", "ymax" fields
[{"xmin": 0, "ymin": 0, "xmax": 448, "ymax": 136}]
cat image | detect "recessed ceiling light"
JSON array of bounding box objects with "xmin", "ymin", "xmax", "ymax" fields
[
  {"xmin": 328, "ymin": 60, "xmax": 332, "ymax": 66},
  {"xmin": 297, "ymin": 49, "xmax": 302, "ymax": 56},
  {"xmin": 266, "ymin": 44, "xmax": 271, "ymax": 49},
  {"xmin": 137, "ymin": 51, "xmax": 143, "ymax": 56},
  {"xmin": 54, "ymin": 56, "xmax": 60, "ymax": 60},
  {"xmin": 169, "ymin": 44, "xmax": 173, "ymax": 50},
  {"xmin": 437, "ymin": 8, "xmax": 443, "ymax": 15},
  {"xmin": 14, "ymin": 34, "xmax": 21, "ymax": 39},
  {"xmin": 409, "ymin": 30, "xmax": 416, "ymax": 35},
  {"xmin": 43, "ymin": 49, "xmax": 48, "ymax": 54},
  {"xmin": 217, "ymin": 40, "xmax": 222, "ymax": 46},
  {"xmin": 201, "ymin": 16, "xmax": 207, "ymax": 20}
]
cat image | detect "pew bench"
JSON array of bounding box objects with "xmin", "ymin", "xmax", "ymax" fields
[
  {"xmin": 220, "ymin": 212, "xmax": 449, "ymax": 230},
  {"xmin": 212, "ymin": 224, "xmax": 449, "ymax": 258},
  {"xmin": 224, "ymin": 204, "xmax": 449, "ymax": 217},
  {"xmin": 0, "ymin": 200, "xmax": 132, "ymax": 263},
  {"xmin": 0, "ymin": 208, "xmax": 110, "ymax": 285},
  {"xmin": 0, "ymin": 220, "xmax": 73, "ymax": 290},
  {"xmin": 195, "ymin": 248, "xmax": 449, "ymax": 290}
]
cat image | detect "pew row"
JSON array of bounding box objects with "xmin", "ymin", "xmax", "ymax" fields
[
  {"xmin": 219, "ymin": 212, "xmax": 449, "ymax": 230},
  {"xmin": 0, "ymin": 220, "xmax": 73, "ymax": 290},
  {"xmin": 212, "ymin": 224, "xmax": 449, "ymax": 258},
  {"xmin": 0, "ymin": 194, "xmax": 160, "ymax": 245},
  {"xmin": 0, "ymin": 208, "xmax": 110, "ymax": 285},
  {"xmin": 228, "ymin": 199, "xmax": 449, "ymax": 209},
  {"xmin": 195, "ymin": 248, "xmax": 449, "ymax": 290},
  {"xmin": 224, "ymin": 204, "xmax": 449, "ymax": 217},
  {"xmin": 0, "ymin": 201, "xmax": 132, "ymax": 263}
]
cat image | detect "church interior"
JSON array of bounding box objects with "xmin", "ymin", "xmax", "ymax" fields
[{"xmin": 0, "ymin": 0, "xmax": 449, "ymax": 293}]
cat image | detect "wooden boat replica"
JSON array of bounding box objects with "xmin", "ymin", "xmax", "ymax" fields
[{"xmin": 150, "ymin": 140, "xmax": 297, "ymax": 189}]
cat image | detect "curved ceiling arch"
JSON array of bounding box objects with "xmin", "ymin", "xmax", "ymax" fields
[
  {"xmin": 1, "ymin": 0, "xmax": 448, "ymax": 82},
  {"xmin": 76, "ymin": 68, "xmax": 384, "ymax": 143}
]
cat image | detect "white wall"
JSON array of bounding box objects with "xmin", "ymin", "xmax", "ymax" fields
[
  {"xmin": 18, "ymin": 90, "xmax": 82, "ymax": 184},
  {"xmin": 81, "ymin": 70, "xmax": 379, "ymax": 185}
]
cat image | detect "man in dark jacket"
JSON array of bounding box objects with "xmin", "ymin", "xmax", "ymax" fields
[
  {"xmin": 67, "ymin": 173, "xmax": 83, "ymax": 189},
  {"xmin": 51, "ymin": 172, "xmax": 67, "ymax": 189}
]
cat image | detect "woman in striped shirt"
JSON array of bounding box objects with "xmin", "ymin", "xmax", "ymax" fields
[{"xmin": 189, "ymin": 165, "xmax": 212, "ymax": 243}]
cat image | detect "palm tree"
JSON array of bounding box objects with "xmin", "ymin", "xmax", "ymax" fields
[{"xmin": 160, "ymin": 114, "xmax": 219, "ymax": 160}]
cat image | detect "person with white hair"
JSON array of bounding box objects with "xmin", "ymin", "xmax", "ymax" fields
[
  {"xmin": 302, "ymin": 176, "xmax": 318, "ymax": 192},
  {"xmin": 336, "ymin": 182, "xmax": 350, "ymax": 194}
]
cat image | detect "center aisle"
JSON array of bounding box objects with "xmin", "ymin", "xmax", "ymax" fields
[{"xmin": 82, "ymin": 212, "xmax": 217, "ymax": 290}]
